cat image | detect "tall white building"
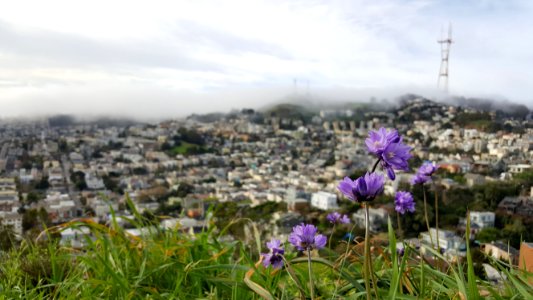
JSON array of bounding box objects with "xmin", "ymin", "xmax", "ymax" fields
[{"xmin": 310, "ymin": 191, "xmax": 338, "ymax": 211}]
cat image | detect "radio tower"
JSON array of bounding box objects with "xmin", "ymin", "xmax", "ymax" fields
[{"xmin": 437, "ymin": 23, "xmax": 453, "ymax": 93}]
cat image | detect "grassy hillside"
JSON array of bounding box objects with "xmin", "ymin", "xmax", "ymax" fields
[{"xmin": 0, "ymin": 202, "xmax": 531, "ymax": 299}]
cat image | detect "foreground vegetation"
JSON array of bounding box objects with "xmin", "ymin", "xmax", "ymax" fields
[{"xmin": 0, "ymin": 203, "xmax": 531, "ymax": 300}]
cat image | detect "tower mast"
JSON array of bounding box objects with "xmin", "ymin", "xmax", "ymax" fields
[{"xmin": 438, "ymin": 23, "xmax": 453, "ymax": 93}]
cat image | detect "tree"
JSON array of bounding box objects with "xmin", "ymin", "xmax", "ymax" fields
[
  {"xmin": 0, "ymin": 225, "xmax": 16, "ymax": 251},
  {"xmin": 502, "ymin": 218, "xmax": 530, "ymax": 248},
  {"xmin": 26, "ymin": 191, "xmax": 41, "ymax": 204},
  {"xmin": 35, "ymin": 176, "xmax": 50, "ymax": 190},
  {"xmin": 22, "ymin": 208, "xmax": 50, "ymax": 232},
  {"xmin": 70, "ymin": 171, "xmax": 87, "ymax": 190},
  {"xmin": 175, "ymin": 182, "xmax": 194, "ymax": 197},
  {"xmin": 476, "ymin": 227, "xmax": 502, "ymax": 243},
  {"xmin": 132, "ymin": 167, "xmax": 148, "ymax": 175}
]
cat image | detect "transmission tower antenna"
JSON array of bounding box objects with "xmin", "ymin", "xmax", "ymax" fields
[{"xmin": 437, "ymin": 23, "xmax": 453, "ymax": 93}]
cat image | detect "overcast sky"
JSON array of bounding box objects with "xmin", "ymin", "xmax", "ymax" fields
[{"xmin": 0, "ymin": 0, "xmax": 532, "ymax": 119}]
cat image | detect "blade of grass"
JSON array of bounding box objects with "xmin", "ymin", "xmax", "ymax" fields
[{"xmin": 465, "ymin": 211, "xmax": 480, "ymax": 300}]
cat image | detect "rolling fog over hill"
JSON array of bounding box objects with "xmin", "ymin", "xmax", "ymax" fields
[
  {"xmin": 5, "ymin": 92, "xmax": 530, "ymax": 124},
  {"xmin": 2, "ymin": 1, "xmax": 533, "ymax": 120}
]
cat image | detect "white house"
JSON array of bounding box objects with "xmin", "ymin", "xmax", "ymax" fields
[
  {"xmin": 85, "ymin": 173, "xmax": 105, "ymax": 190},
  {"xmin": 310, "ymin": 191, "xmax": 338, "ymax": 211},
  {"xmin": 508, "ymin": 164, "xmax": 532, "ymax": 174},
  {"xmin": 0, "ymin": 212, "xmax": 23, "ymax": 235},
  {"xmin": 470, "ymin": 211, "xmax": 495, "ymax": 229},
  {"xmin": 420, "ymin": 228, "xmax": 465, "ymax": 256}
]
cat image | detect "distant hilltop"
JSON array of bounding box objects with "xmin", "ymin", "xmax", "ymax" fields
[
  {"xmin": 187, "ymin": 93, "xmax": 531, "ymax": 124},
  {"xmin": 47, "ymin": 115, "xmax": 141, "ymax": 127}
]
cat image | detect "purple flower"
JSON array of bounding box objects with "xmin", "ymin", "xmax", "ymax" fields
[
  {"xmin": 410, "ymin": 162, "xmax": 439, "ymax": 185},
  {"xmin": 397, "ymin": 247, "xmax": 405, "ymax": 257},
  {"xmin": 337, "ymin": 177, "xmax": 358, "ymax": 201},
  {"xmin": 365, "ymin": 128, "xmax": 412, "ymax": 181},
  {"xmin": 261, "ymin": 239, "xmax": 285, "ymax": 269},
  {"xmin": 418, "ymin": 161, "xmax": 439, "ymax": 177},
  {"xmin": 338, "ymin": 172, "xmax": 385, "ymax": 202},
  {"xmin": 327, "ymin": 212, "xmax": 350, "ymax": 225},
  {"xmin": 365, "ymin": 127, "xmax": 401, "ymax": 155},
  {"xmin": 381, "ymin": 139, "xmax": 413, "ymax": 180},
  {"xmin": 288, "ymin": 223, "xmax": 327, "ymax": 251},
  {"xmin": 395, "ymin": 191, "xmax": 415, "ymax": 214},
  {"xmin": 410, "ymin": 173, "xmax": 430, "ymax": 185}
]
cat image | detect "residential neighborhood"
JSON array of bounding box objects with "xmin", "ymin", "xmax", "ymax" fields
[{"xmin": 0, "ymin": 97, "xmax": 532, "ymax": 273}]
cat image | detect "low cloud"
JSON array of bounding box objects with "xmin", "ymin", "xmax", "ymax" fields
[{"xmin": 0, "ymin": 0, "xmax": 532, "ymax": 118}]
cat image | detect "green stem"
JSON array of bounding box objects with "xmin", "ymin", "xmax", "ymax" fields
[
  {"xmin": 364, "ymin": 203, "xmax": 371, "ymax": 300},
  {"xmin": 328, "ymin": 224, "xmax": 336, "ymax": 250},
  {"xmin": 397, "ymin": 211, "xmax": 403, "ymax": 240},
  {"xmin": 422, "ymin": 185, "xmax": 434, "ymax": 249},
  {"xmin": 434, "ymin": 181, "xmax": 440, "ymax": 270},
  {"xmin": 307, "ymin": 250, "xmax": 315, "ymax": 300}
]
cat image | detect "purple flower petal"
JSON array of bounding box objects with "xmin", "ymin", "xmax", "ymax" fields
[
  {"xmin": 314, "ymin": 234, "xmax": 327, "ymax": 249},
  {"xmin": 262, "ymin": 239, "xmax": 285, "ymax": 268},
  {"xmin": 340, "ymin": 214, "xmax": 351, "ymax": 224},
  {"xmin": 289, "ymin": 223, "xmax": 326, "ymax": 251},
  {"xmin": 262, "ymin": 253, "xmax": 273, "ymax": 268},
  {"xmin": 337, "ymin": 177, "xmax": 357, "ymax": 201},
  {"xmin": 365, "ymin": 127, "xmax": 400, "ymax": 155},
  {"xmin": 386, "ymin": 166, "xmax": 396, "ymax": 181}
]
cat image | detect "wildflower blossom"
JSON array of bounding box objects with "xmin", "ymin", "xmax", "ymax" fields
[
  {"xmin": 365, "ymin": 127, "xmax": 412, "ymax": 180},
  {"xmin": 418, "ymin": 161, "xmax": 439, "ymax": 177},
  {"xmin": 288, "ymin": 223, "xmax": 327, "ymax": 251},
  {"xmin": 326, "ymin": 212, "xmax": 350, "ymax": 224},
  {"xmin": 261, "ymin": 239, "xmax": 284, "ymax": 269},
  {"xmin": 397, "ymin": 247, "xmax": 405, "ymax": 257},
  {"xmin": 338, "ymin": 172, "xmax": 384, "ymax": 202},
  {"xmin": 395, "ymin": 191, "xmax": 415, "ymax": 214},
  {"xmin": 381, "ymin": 141, "xmax": 412, "ymax": 180},
  {"xmin": 410, "ymin": 173, "xmax": 430, "ymax": 185},
  {"xmin": 410, "ymin": 161, "xmax": 439, "ymax": 185},
  {"xmin": 365, "ymin": 127, "xmax": 400, "ymax": 155}
]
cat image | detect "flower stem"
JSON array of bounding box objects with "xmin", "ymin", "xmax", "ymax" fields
[
  {"xmin": 422, "ymin": 185, "xmax": 434, "ymax": 250},
  {"xmin": 396, "ymin": 211, "xmax": 403, "ymax": 240},
  {"xmin": 328, "ymin": 224, "xmax": 336, "ymax": 250},
  {"xmin": 371, "ymin": 158, "xmax": 381, "ymax": 173},
  {"xmin": 434, "ymin": 182, "xmax": 440, "ymax": 269},
  {"xmin": 307, "ymin": 249, "xmax": 315, "ymax": 300},
  {"xmin": 364, "ymin": 203, "xmax": 371, "ymax": 300}
]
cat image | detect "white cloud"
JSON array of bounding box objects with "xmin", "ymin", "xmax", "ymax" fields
[{"xmin": 0, "ymin": 0, "xmax": 531, "ymax": 118}]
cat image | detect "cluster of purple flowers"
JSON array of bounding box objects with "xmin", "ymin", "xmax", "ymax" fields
[
  {"xmin": 395, "ymin": 191, "xmax": 415, "ymax": 214},
  {"xmin": 326, "ymin": 212, "xmax": 350, "ymax": 225},
  {"xmin": 410, "ymin": 161, "xmax": 439, "ymax": 185},
  {"xmin": 365, "ymin": 128, "xmax": 412, "ymax": 180},
  {"xmin": 337, "ymin": 127, "xmax": 417, "ymax": 215},
  {"xmin": 262, "ymin": 223, "xmax": 327, "ymax": 269},
  {"xmin": 263, "ymin": 128, "xmax": 420, "ymax": 269}
]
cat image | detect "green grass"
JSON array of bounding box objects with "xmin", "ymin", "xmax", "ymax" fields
[
  {"xmin": 170, "ymin": 141, "xmax": 199, "ymax": 155},
  {"xmin": 0, "ymin": 205, "xmax": 532, "ymax": 299}
]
